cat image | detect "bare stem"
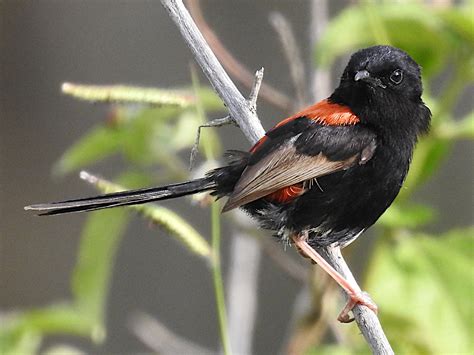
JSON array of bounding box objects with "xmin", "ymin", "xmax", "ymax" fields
[{"xmin": 211, "ymin": 201, "xmax": 232, "ymax": 355}]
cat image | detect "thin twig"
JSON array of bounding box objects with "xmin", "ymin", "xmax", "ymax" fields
[
  {"xmin": 248, "ymin": 68, "xmax": 264, "ymax": 111},
  {"xmin": 259, "ymin": 236, "xmax": 308, "ymax": 283},
  {"xmin": 129, "ymin": 312, "xmax": 214, "ymax": 355},
  {"xmin": 309, "ymin": 0, "xmax": 331, "ymax": 101},
  {"xmin": 185, "ymin": 0, "xmax": 293, "ymax": 111},
  {"xmin": 269, "ymin": 12, "xmax": 309, "ymax": 108},
  {"xmin": 190, "ymin": 67, "xmax": 263, "ymax": 169},
  {"xmin": 211, "ymin": 200, "xmax": 232, "ymax": 355},
  {"xmin": 189, "ymin": 115, "xmax": 233, "ymax": 170},
  {"xmin": 160, "ymin": 1, "xmax": 394, "ymax": 354},
  {"xmin": 226, "ymin": 231, "xmax": 261, "ymax": 355},
  {"xmin": 161, "ymin": 0, "xmax": 264, "ymax": 145}
]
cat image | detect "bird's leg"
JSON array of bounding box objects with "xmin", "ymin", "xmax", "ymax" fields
[{"xmin": 291, "ymin": 232, "xmax": 378, "ymax": 323}]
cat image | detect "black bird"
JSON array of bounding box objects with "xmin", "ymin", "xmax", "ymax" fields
[{"xmin": 26, "ymin": 45, "xmax": 431, "ymax": 322}]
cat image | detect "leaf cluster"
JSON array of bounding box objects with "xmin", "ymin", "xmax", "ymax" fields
[{"xmin": 1, "ymin": 84, "xmax": 225, "ymax": 354}]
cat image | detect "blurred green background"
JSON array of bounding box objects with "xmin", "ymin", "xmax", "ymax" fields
[{"xmin": 1, "ymin": 1, "xmax": 472, "ymax": 354}]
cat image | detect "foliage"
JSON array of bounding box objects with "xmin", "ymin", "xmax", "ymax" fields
[{"xmin": 1, "ymin": 86, "xmax": 224, "ymax": 353}]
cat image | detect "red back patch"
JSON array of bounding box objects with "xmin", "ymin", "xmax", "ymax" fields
[
  {"xmin": 287, "ymin": 99, "xmax": 359, "ymax": 126},
  {"xmin": 249, "ymin": 99, "xmax": 359, "ymax": 154}
]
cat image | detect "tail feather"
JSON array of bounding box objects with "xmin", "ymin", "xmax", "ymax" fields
[{"xmin": 25, "ymin": 177, "xmax": 216, "ymax": 216}]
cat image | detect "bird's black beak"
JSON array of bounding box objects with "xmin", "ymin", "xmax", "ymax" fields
[
  {"xmin": 354, "ymin": 70, "xmax": 371, "ymax": 82},
  {"xmin": 354, "ymin": 70, "xmax": 386, "ymax": 89}
]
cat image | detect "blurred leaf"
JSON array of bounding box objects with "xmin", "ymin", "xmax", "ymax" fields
[
  {"xmin": 0, "ymin": 327, "xmax": 41, "ymax": 355},
  {"xmin": 62, "ymin": 83, "xmax": 194, "ymax": 107},
  {"xmin": 378, "ymin": 203, "xmax": 435, "ymax": 228},
  {"xmin": 168, "ymin": 111, "xmax": 201, "ymax": 151},
  {"xmin": 306, "ymin": 345, "xmax": 356, "ymax": 355},
  {"xmin": 72, "ymin": 208, "xmax": 130, "ymax": 338},
  {"xmin": 184, "ymin": 86, "xmax": 225, "ymax": 112},
  {"xmin": 400, "ymin": 137, "xmax": 450, "ymax": 198},
  {"xmin": 54, "ymin": 125, "xmax": 125, "ymax": 176},
  {"xmin": 120, "ymin": 106, "xmax": 184, "ymax": 165},
  {"xmin": 366, "ymin": 228, "xmax": 474, "ymax": 353},
  {"xmin": 0, "ymin": 305, "xmax": 93, "ymax": 354},
  {"xmin": 44, "ymin": 344, "xmax": 85, "ymax": 355},
  {"xmin": 437, "ymin": 8, "xmax": 474, "ymax": 48},
  {"xmin": 437, "ymin": 111, "xmax": 474, "ymax": 140},
  {"xmin": 81, "ymin": 172, "xmax": 212, "ymax": 260},
  {"xmin": 139, "ymin": 203, "xmax": 212, "ymax": 260},
  {"xmin": 55, "ymin": 106, "xmax": 183, "ymax": 174},
  {"xmin": 316, "ymin": 4, "xmax": 462, "ymax": 77}
]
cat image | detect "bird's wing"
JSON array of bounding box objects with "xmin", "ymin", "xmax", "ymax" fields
[{"xmin": 222, "ymin": 141, "xmax": 359, "ymax": 212}]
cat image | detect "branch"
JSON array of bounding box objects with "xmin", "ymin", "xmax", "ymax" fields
[
  {"xmin": 309, "ymin": 0, "xmax": 331, "ymax": 101},
  {"xmin": 315, "ymin": 246, "xmax": 394, "ymax": 354},
  {"xmin": 226, "ymin": 231, "xmax": 260, "ymax": 355},
  {"xmin": 269, "ymin": 11, "xmax": 309, "ymax": 108},
  {"xmin": 161, "ymin": 0, "xmax": 264, "ymax": 145},
  {"xmin": 130, "ymin": 312, "xmax": 214, "ymax": 355},
  {"xmin": 160, "ymin": 1, "xmax": 393, "ymax": 354}
]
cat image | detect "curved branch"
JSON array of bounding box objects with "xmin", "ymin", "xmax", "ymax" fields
[{"xmin": 160, "ymin": 1, "xmax": 394, "ymax": 354}]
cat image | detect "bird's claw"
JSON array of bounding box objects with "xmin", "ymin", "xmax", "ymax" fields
[{"xmin": 337, "ymin": 291, "xmax": 378, "ymax": 323}]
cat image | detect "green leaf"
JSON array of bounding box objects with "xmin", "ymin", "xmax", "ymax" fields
[
  {"xmin": 438, "ymin": 8, "xmax": 474, "ymax": 48},
  {"xmin": 55, "ymin": 106, "xmax": 184, "ymax": 174},
  {"xmin": 378, "ymin": 203, "xmax": 435, "ymax": 228},
  {"xmin": 400, "ymin": 137, "xmax": 450, "ymax": 198},
  {"xmin": 437, "ymin": 111, "xmax": 474, "ymax": 140},
  {"xmin": 366, "ymin": 228, "xmax": 474, "ymax": 353},
  {"xmin": 54, "ymin": 125, "xmax": 125, "ymax": 176},
  {"xmin": 72, "ymin": 208, "xmax": 130, "ymax": 336},
  {"xmin": 0, "ymin": 305, "xmax": 93, "ymax": 355},
  {"xmin": 121, "ymin": 106, "xmax": 183, "ymax": 165},
  {"xmin": 0, "ymin": 328, "xmax": 41, "ymax": 355},
  {"xmin": 316, "ymin": 4, "xmax": 455, "ymax": 77},
  {"xmin": 306, "ymin": 345, "xmax": 358, "ymax": 355},
  {"xmin": 168, "ymin": 111, "xmax": 201, "ymax": 151},
  {"xmin": 185, "ymin": 86, "xmax": 225, "ymax": 112}
]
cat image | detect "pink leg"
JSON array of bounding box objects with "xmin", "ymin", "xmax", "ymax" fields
[{"xmin": 291, "ymin": 234, "xmax": 378, "ymax": 323}]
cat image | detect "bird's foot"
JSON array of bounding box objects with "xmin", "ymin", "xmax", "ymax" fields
[{"xmin": 337, "ymin": 291, "xmax": 378, "ymax": 323}]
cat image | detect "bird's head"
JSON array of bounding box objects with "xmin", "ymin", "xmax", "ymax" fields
[{"xmin": 331, "ymin": 45, "xmax": 430, "ymax": 136}]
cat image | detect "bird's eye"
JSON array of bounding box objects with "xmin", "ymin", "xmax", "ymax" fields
[{"xmin": 389, "ymin": 69, "xmax": 403, "ymax": 85}]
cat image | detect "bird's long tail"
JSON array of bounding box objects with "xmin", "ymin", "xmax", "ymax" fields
[{"xmin": 24, "ymin": 176, "xmax": 217, "ymax": 216}]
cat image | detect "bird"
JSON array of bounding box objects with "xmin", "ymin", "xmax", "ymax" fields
[{"xmin": 25, "ymin": 45, "xmax": 431, "ymax": 322}]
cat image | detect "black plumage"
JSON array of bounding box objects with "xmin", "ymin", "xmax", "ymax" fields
[{"xmin": 25, "ymin": 45, "xmax": 431, "ymax": 321}]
